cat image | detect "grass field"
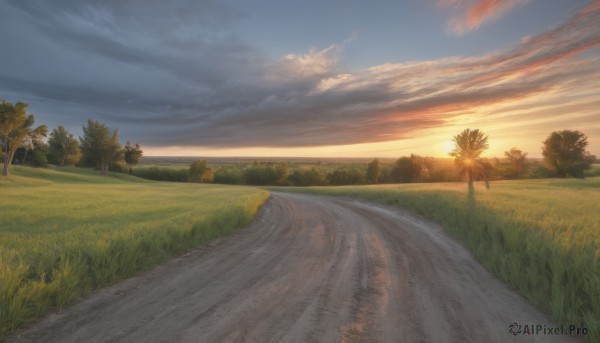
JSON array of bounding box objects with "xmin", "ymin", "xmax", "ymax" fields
[
  {"xmin": 0, "ymin": 166, "xmax": 269, "ymax": 338},
  {"xmin": 273, "ymin": 178, "xmax": 600, "ymax": 341}
]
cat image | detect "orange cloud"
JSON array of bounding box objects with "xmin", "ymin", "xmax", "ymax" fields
[
  {"xmin": 439, "ymin": 0, "xmax": 527, "ymax": 34},
  {"xmin": 582, "ymin": 0, "xmax": 600, "ymax": 14}
]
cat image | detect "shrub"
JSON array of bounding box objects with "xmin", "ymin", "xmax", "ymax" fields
[
  {"xmin": 133, "ymin": 166, "xmax": 188, "ymax": 182},
  {"xmin": 241, "ymin": 162, "xmax": 289, "ymax": 185},
  {"xmin": 29, "ymin": 150, "xmax": 48, "ymax": 168},
  {"xmin": 214, "ymin": 167, "xmax": 243, "ymax": 184},
  {"xmin": 327, "ymin": 166, "xmax": 365, "ymax": 185},
  {"xmin": 288, "ymin": 168, "xmax": 327, "ymax": 186}
]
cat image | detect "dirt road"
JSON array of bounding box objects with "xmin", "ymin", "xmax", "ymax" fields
[{"xmin": 9, "ymin": 192, "xmax": 578, "ymax": 343}]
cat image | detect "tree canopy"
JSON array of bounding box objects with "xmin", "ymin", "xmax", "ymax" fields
[
  {"xmin": 0, "ymin": 100, "xmax": 47, "ymax": 176},
  {"xmin": 48, "ymin": 126, "xmax": 79, "ymax": 166},
  {"xmin": 391, "ymin": 154, "xmax": 430, "ymax": 183},
  {"xmin": 188, "ymin": 160, "xmax": 214, "ymax": 183},
  {"xmin": 504, "ymin": 147, "xmax": 528, "ymax": 179},
  {"xmin": 449, "ymin": 128, "xmax": 490, "ymax": 193},
  {"xmin": 79, "ymin": 119, "xmax": 122, "ymax": 175},
  {"xmin": 542, "ymin": 130, "xmax": 592, "ymax": 178},
  {"xmin": 366, "ymin": 158, "xmax": 382, "ymax": 184},
  {"xmin": 124, "ymin": 142, "xmax": 143, "ymax": 174}
]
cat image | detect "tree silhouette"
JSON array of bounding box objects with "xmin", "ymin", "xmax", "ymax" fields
[
  {"xmin": 542, "ymin": 130, "xmax": 592, "ymax": 178},
  {"xmin": 366, "ymin": 158, "xmax": 382, "ymax": 184},
  {"xmin": 504, "ymin": 147, "xmax": 528, "ymax": 179},
  {"xmin": 391, "ymin": 154, "xmax": 429, "ymax": 183},
  {"xmin": 449, "ymin": 128, "xmax": 489, "ymax": 194}
]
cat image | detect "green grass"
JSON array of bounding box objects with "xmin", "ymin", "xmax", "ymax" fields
[
  {"xmin": 273, "ymin": 178, "xmax": 600, "ymax": 342},
  {"xmin": 0, "ymin": 166, "xmax": 269, "ymax": 338},
  {"xmin": 585, "ymin": 163, "xmax": 600, "ymax": 177}
]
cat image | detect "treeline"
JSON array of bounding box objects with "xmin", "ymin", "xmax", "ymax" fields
[
  {"xmin": 1, "ymin": 100, "xmax": 143, "ymax": 176},
  {"xmin": 138, "ymin": 127, "xmax": 597, "ymax": 186},
  {"xmin": 2, "ymin": 99, "xmax": 596, "ymax": 184},
  {"xmin": 134, "ymin": 154, "xmax": 597, "ymax": 187}
]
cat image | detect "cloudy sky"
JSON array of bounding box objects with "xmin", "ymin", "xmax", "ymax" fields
[{"xmin": 1, "ymin": 0, "xmax": 599, "ymax": 157}]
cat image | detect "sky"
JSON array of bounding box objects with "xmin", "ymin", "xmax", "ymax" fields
[{"xmin": 1, "ymin": 0, "xmax": 599, "ymax": 158}]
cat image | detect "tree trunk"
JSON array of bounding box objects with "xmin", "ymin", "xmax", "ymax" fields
[
  {"xmin": 100, "ymin": 158, "xmax": 106, "ymax": 175},
  {"xmin": 8, "ymin": 150, "xmax": 17, "ymax": 169},
  {"xmin": 61, "ymin": 151, "xmax": 67, "ymax": 166},
  {"xmin": 2, "ymin": 142, "xmax": 15, "ymax": 176},
  {"xmin": 468, "ymin": 166, "xmax": 474, "ymax": 195},
  {"xmin": 3, "ymin": 142, "xmax": 11, "ymax": 176},
  {"xmin": 2, "ymin": 156, "xmax": 8, "ymax": 176},
  {"xmin": 22, "ymin": 149, "xmax": 29, "ymax": 165},
  {"xmin": 2, "ymin": 139, "xmax": 10, "ymax": 176}
]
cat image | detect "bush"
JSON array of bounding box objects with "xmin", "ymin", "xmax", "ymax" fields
[
  {"xmin": 241, "ymin": 162, "xmax": 289, "ymax": 185},
  {"xmin": 243, "ymin": 165, "xmax": 276, "ymax": 185},
  {"xmin": 327, "ymin": 166, "xmax": 365, "ymax": 185},
  {"xmin": 525, "ymin": 162, "xmax": 554, "ymax": 179},
  {"xmin": 214, "ymin": 167, "xmax": 243, "ymax": 184},
  {"xmin": 288, "ymin": 168, "xmax": 327, "ymax": 186},
  {"xmin": 108, "ymin": 162, "xmax": 129, "ymax": 173},
  {"xmin": 133, "ymin": 167, "xmax": 188, "ymax": 182},
  {"xmin": 29, "ymin": 150, "xmax": 48, "ymax": 168}
]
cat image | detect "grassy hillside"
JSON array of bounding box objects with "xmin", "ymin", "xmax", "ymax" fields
[
  {"xmin": 274, "ymin": 178, "xmax": 600, "ymax": 341},
  {"xmin": 0, "ymin": 166, "xmax": 269, "ymax": 337}
]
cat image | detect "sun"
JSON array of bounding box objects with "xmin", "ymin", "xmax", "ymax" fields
[{"xmin": 440, "ymin": 140, "xmax": 455, "ymax": 156}]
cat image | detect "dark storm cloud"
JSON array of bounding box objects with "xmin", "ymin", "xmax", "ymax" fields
[{"xmin": 0, "ymin": 0, "xmax": 599, "ymax": 148}]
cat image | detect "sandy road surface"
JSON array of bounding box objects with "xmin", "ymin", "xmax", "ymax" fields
[{"xmin": 9, "ymin": 192, "xmax": 578, "ymax": 343}]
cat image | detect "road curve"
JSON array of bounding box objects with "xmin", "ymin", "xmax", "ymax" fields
[{"xmin": 9, "ymin": 192, "xmax": 578, "ymax": 343}]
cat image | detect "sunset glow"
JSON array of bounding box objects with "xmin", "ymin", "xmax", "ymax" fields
[{"xmin": 1, "ymin": 0, "xmax": 599, "ymax": 158}]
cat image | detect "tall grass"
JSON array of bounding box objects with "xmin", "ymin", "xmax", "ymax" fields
[
  {"xmin": 275, "ymin": 178, "xmax": 600, "ymax": 342},
  {"xmin": 0, "ymin": 166, "xmax": 269, "ymax": 338}
]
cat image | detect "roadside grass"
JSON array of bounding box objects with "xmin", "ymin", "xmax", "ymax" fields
[
  {"xmin": 273, "ymin": 178, "xmax": 600, "ymax": 342},
  {"xmin": 0, "ymin": 166, "xmax": 269, "ymax": 338}
]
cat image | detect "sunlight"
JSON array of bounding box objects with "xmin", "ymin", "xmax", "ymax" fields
[{"xmin": 440, "ymin": 140, "xmax": 455, "ymax": 156}]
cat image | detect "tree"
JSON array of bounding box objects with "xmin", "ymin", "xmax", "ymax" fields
[
  {"xmin": 449, "ymin": 128, "xmax": 489, "ymax": 194},
  {"xmin": 366, "ymin": 158, "xmax": 382, "ymax": 184},
  {"xmin": 542, "ymin": 130, "xmax": 593, "ymax": 178},
  {"xmin": 79, "ymin": 119, "xmax": 122, "ymax": 175},
  {"xmin": 391, "ymin": 154, "xmax": 429, "ymax": 183},
  {"xmin": 29, "ymin": 144, "xmax": 49, "ymax": 168},
  {"xmin": 274, "ymin": 161, "xmax": 289, "ymax": 184},
  {"xmin": 504, "ymin": 147, "xmax": 528, "ymax": 179},
  {"xmin": 124, "ymin": 142, "xmax": 143, "ymax": 174},
  {"xmin": 48, "ymin": 126, "xmax": 79, "ymax": 166},
  {"xmin": 20, "ymin": 136, "xmax": 34, "ymax": 165},
  {"xmin": 18, "ymin": 136, "xmax": 47, "ymax": 166},
  {"xmin": 0, "ymin": 100, "xmax": 48, "ymax": 176},
  {"xmin": 188, "ymin": 160, "xmax": 214, "ymax": 183},
  {"xmin": 392, "ymin": 156, "xmax": 412, "ymax": 183}
]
